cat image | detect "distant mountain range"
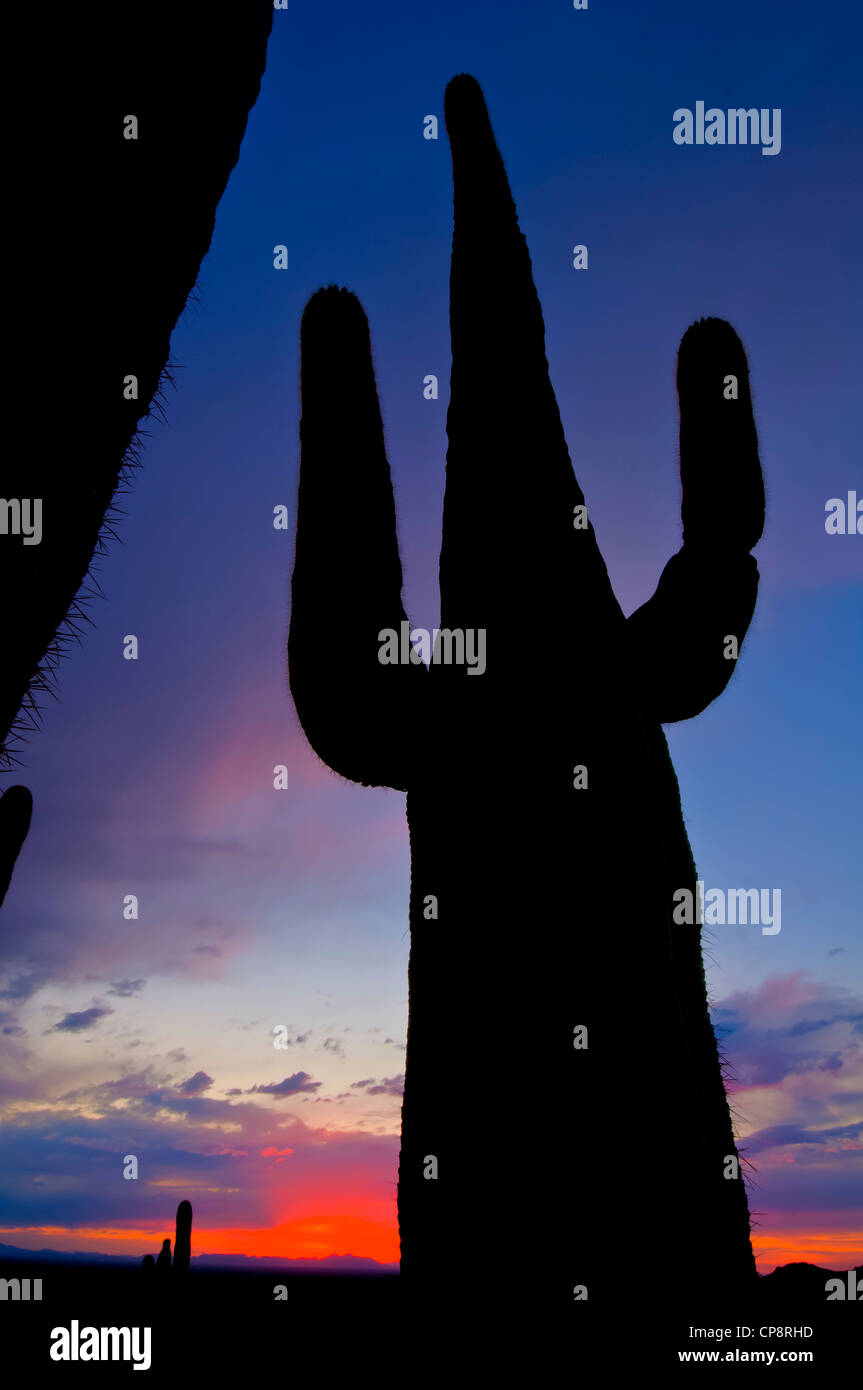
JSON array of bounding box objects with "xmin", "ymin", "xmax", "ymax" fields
[
  {"xmin": 0, "ymin": 1241, "xmax": 398, "ymax": 1274},
  {"xmin": 2, "ymin": 1244, "xmax": 857, "ymax": 1290}
]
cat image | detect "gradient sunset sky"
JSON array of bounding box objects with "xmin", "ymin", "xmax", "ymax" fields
[{"xmin": 1, "ymin": 0, "xmax": 861, "ymax": 1274}]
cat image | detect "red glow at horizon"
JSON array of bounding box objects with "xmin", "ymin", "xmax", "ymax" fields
[
  {"xmin": 0, "ymin": 1211, "xmax": 399, "ymax": 1265},
  {"xmin": 5, "ymin": 1220, "xmax": 861, "ymax": 1274},
  {"xmin": 751, "ymin": 1229, "xmax": 862, "ymax": 1274}
]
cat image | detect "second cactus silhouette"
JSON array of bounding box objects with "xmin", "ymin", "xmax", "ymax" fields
[
  {"xmin": 289, "ymin": 75, "xmax": 764, "ymax": 1322},
  {"xmin": 141, "ymin": 1201, "xmax": 192, "ymax": 1286}
]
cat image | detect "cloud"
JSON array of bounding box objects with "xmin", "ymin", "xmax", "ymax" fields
[
  {"xmin": 321, "ymin": 1038, "xmax": 346, "ymax": 1059},
  {"xmin": 367, "ymin": 1076, "xmax": 404, "ymax": 1097},
  {"xmin": 51, "ymin": 1005, "xmax": 114, "ymax": 1034},
  {"xmin": 713, "ymin": 972, "xmax": 863, "ymax": 1088},
  {"xmin": 271, "ymin": 1026, "xmax": 311, "ymax": 1046},
  {"xmin": 248, "ymin": 1073, "xmax": 322, "ymax": 1098},
  {"xmin": 261, "ymin": 1146, "xmax": 294, "ymax": 1163},
  {"xmin": 178, "ymin": 1071, "xmax": 214, "ymax": 1096},
  {"xmin": 350, "ymin": 1074, "xmax": 404, "ymax": 1097},
  {"xmin": 51, "ymin": 1071, "xmax": 287, "ymax": 1127},
  {"xmin": 742, "ymin": 1119, "xmax": 862, "ymax": 1158},
  {"xmin": 106, "ymin": 978, "xmax": 146, "ymax": 998},
  {"xmin": 0, "ymin": 973, "xmax": 50, "ymax": 1003},
  {"xmin": 59, "ymin": 1070, "xmax": 174, "ymax": 1105},
  {"xmin": 707, "ymin": 972, "xmax": 863, "ymax": 1237},
  {"xmin": 0, "ymin": 1086, "xmax": 398, "ymax": 1248}
]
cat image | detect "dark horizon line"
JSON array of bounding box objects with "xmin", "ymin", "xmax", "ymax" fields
[
  {"xmin": 1, "ymin": 1242, "xmax": 859, "ymax": 1280},
  {"xmin": 0, "ymin": 1241, "xmax": 398, "ymax": 1271}
]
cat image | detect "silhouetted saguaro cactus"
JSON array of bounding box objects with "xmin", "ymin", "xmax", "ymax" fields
[
  {"xmin": 141, "ymin": 1202, "xmax": 193, "ymax": 1286},
  {"xmin": 1, "ymin": 3, "xmax": 273, "ymax": 906},
  {"xmin": 289, "ymin": 74, "xmax": 764, "ymax": 1328},
  {"xmin": 172, "ymin": 1199, "xmax": 192, "ymax": 1279}
]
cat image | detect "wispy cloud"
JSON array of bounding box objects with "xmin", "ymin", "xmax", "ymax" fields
[
  {"xmin": 248, "ymin": 1073, "xmax": 322, "ymax": 1098},
  {"xmin": 51, "ymin": 1005, "xmax": 114, "ymax": 1034}
]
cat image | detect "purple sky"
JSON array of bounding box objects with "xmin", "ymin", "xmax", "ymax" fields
[{"xmin": 1, "ymin": 0, "xmax": 861, "ymax": 1271}]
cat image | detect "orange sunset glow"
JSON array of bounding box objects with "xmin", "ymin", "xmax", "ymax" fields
[
  {"xmin": 751, "ymin": 1229, "xmax": 863, "ymax": 1275},
  {"xmin": 5, "ymin": 1220, "xmax": 860, "ymax": 1275},
  {"xmin": 1, "ymin": 1212, "xmax": 400, "ymax": 1264}
]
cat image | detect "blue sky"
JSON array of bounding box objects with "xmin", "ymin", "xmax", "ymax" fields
[{"xmin": 0, "ymin": 0, "xmax": 860, "ymax": 1270}]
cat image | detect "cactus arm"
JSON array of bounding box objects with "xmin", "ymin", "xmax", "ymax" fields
[
  {"xmin": 627, "ymin": 317, "xmax": 765, "ymax": 722},
  {"xmin": 0, "ymin": 785, "xmax": 33, "ymax": 910},
  {"xmin": 288, "ymin": 287, "xmax": 427, "ymax": 791}
]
